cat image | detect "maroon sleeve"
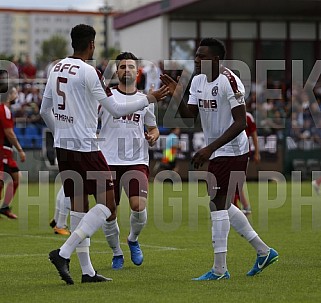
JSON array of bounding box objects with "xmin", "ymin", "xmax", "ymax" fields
[
  {"xmin": 95, "ymin": 68, "xmax": 113, "ymax": 97},
  {"xmin": 246, "ymin": 113, "xmax": 256, "ymax": 136},
  {"xmin": 0, "ymin": 105, "xmax": 14, "ymax": 129}
]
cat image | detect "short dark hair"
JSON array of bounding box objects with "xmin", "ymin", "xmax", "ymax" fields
[
  {"xmin": 71, "ymin": 24, "xmax": 96, "ymax": 52},
  {"xmin": 199, "ymin": 38, "xmax": 226, "ymax": 60},
  {"xmin": 0, "ymin": 70, "xmax": 8, "ymax": 103},
  {"xmin": 115, "ymin": 52, "xmax": 139, "ymax": 68}
]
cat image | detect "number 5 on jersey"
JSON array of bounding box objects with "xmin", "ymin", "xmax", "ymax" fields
[{"xmin": 57, "ymin": 77, "xmax": 67, "ymax": 110}]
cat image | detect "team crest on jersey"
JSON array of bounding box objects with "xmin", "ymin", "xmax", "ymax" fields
[
  {"xmin": 234, "ymin": 91, "xmax": 245, "ymax": 104},
  {"xmin": 211, "ymin": 86, "xmax": 218, "ymax": 96},
  {"xmin": 237, "ymin": 96, "xmax": 245, "ymax": 104}
]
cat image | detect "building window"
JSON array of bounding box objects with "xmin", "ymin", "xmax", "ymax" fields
[
  {"xmin": 170, "ymin": 39, "xmax": 195, "ymax": 72},
  {"xmin": 260, "ymin": 41, "xmax": 285, "ymax": 60},
  {"xmin": 290, "ymin": 23, "xmax": 316, "ymax": 40},
  {"xmin": 231, "ymin": 41, "xmax": 255, "ymax": 81},
  {"xmin": 200, "ymin": 22, "xmax": 227, "ymax": 39},
  {"xmin": 170, "ymin": 21, "xmax": 197, "ymax": 39},
  {"xmin": 291, "ymin": 41, "xmax": 314, "ymax": 82},
  {"xmin": 259, "ymin": 41, "xmax": 285, "ymax": 82},
  {"xmin": 261, "ymin": 22, "xmax": 286, "ymax": 39},
  {"xmin": 231, "ymin": 22, "xmax": 257, "ymax": 39}
]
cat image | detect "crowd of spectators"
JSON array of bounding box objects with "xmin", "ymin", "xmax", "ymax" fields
[
  {"xmin": 246, "ymin": 79, "xmax": 321, "ymax": 150},
  {"xmin": 4, "ymin": 55, "xmax": 43, "ymax": 129},
  {"xmin": 5, "ymin": 57, "xmax": 321, "ymax": 151}
]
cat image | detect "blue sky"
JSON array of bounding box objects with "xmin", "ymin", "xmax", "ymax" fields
[{"xmin": 0, "ymin": 0, "xmax": 105, "ymax": 11}]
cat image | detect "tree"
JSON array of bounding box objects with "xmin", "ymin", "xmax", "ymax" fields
[
  {"xmin": 37, "ymin": 35, "xmax": 68, "ymax": 67},
  {"xmin": 0, "ymin": 53, "xmax": 14, "ymax": 61},
  {"xmin": 100, "ymin": 47, "xmax": 120, "ymax": 60}
]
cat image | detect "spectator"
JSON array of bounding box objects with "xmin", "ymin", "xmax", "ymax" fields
[
  {"xmin": 143, "ymin": 61, "xmax": 162, "ymax": 94},
  {"xmin": 21, "ymin": 55, "xmax": 37, "ymax": 82}
]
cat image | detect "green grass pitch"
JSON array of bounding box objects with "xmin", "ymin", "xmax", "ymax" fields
[{"xmin": 0, "ymin": 181, "xmax": 320, "ymax": 302}]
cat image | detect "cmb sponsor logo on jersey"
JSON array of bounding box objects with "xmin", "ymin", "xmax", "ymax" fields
[
  {"xmin": 198, "ymin": 99, "xmax": 217, "ymax": 111},
  {"xmin": 113, "ymin": 113, "xmax": 141, "ymax": 125}
]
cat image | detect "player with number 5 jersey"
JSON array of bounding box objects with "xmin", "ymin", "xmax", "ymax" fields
[
  {"xmin": 40, "ymin": 24, "xmax": 168, "ymax": 285},
  {"xmin": 42, "ymin": 54, "xmax": 166, "ymax": 152}
]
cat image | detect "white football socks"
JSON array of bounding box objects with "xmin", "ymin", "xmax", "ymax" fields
[
  {"xmin": 128, "ymin": 209, "xmax": 147, "ymax": 242},
  {"xmin": 59, "ymin": 204, "xmax": 111, "ymax": 260},
  {"xmin": 102, "ymin": 218, "xmax": 123, "ymax": 256},
  {"xmin": 227, "ymin": 204, "xmax": 269, "ymax": 255},
  {"xmin": 53, "ymin": 207, "xmax": 60, "ymax": 223},
  {"xmin": 56, "ymin": 190, "xmax": 71, "ymax": 228},
  {"xmin": 53, "ymin": 187, "xmax": 64, "ymax": 222},
  {"xmin": 69, "ymin": 211, "xmax": 95, "ymax": 276},
  {"xmin": 211, "ymin": 210, "xmax": 230, "ymax": 275}
]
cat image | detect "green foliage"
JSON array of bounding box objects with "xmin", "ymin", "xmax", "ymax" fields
[
  {"xmin": 0, "ymin": 181, "xmax": 320, "ymax": 302},
  {"xmin": 100, "ymin": 47, "xmax": 120, "ymax": 60},
  {"xmin": 0, "ymin": 53, "xmax": 14, "ymax": 61},
  {"xmin": 37, "ymin": 35, "xmax": 68, "ymax": 67}
]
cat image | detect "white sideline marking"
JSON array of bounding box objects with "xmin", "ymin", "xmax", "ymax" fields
[{"xmin": 0, "ymin": 233, "xmax": 183, "ymax": 258}]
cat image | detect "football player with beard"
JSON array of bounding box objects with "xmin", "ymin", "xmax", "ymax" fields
[{"xmin": 99, "ymin": 52, "xmax": 159, "ymax": 270}]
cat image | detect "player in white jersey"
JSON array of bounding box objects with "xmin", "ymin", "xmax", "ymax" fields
[
  {"xmin": 161, "ymin": 38, "xmax": 278, "ymax": 280},
  {"xmin": 99, "ymin": 52, "xmax": 159, "ymax": 269},
  {"xmin": 40, "ymin": 24, "xmax": 168, "ymax": 285}
]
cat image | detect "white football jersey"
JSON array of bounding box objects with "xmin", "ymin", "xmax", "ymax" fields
[
  {"xmin": 99, "ymin": 88, "xmax": 157, "ymax": 165},
  {"xmin": 43, "ymin": 57, "xmax": 106, "ymax": 152},
  {"xmin": 188, "ymin": 68, "xmax": 249, "ymax": 159}
]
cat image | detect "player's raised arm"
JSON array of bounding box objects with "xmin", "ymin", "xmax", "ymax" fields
[
  {"xmin": 146, "ymin": 85, "xmax": 169, "ymax": 103},
  {"xmin": 160, "ymin": 73, "xmax": 198, "ymax": 119},
  {"xmin": 97, "ymin": 86, "xmax": 167, "ymax": 119},
  {"xmin": 96, "ymin": 70, "xmax": 168, "ymax": 118}
]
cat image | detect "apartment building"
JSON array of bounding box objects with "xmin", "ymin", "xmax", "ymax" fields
[{"xmin": 0, "ymin": 8, "xmax": 107, "ymax": 64}]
